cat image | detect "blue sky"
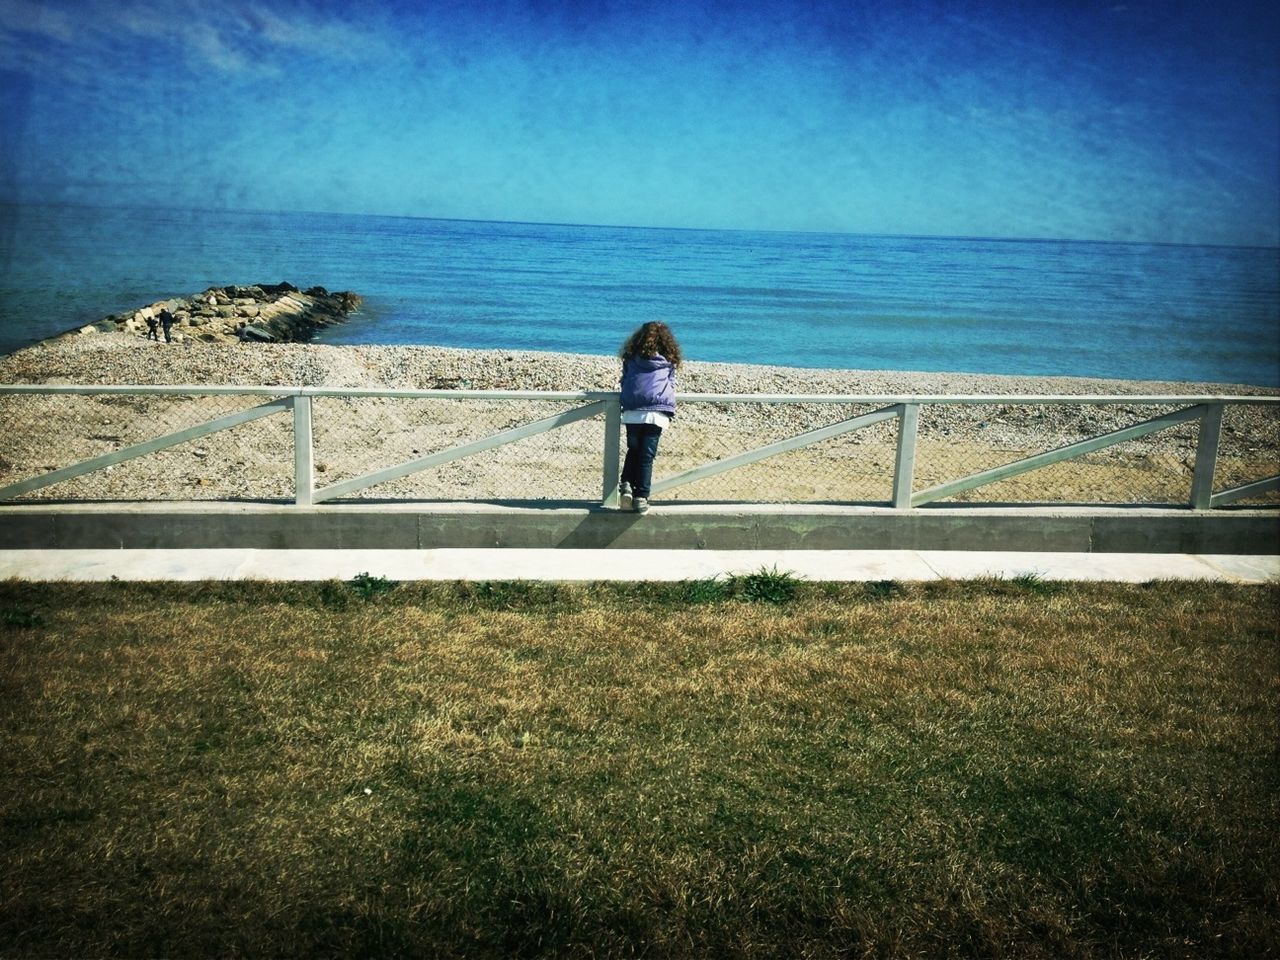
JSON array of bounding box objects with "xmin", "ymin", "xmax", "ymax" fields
[{"xmin": 1, "ymin": 0, "xmax": 1277, "ymax": 244}]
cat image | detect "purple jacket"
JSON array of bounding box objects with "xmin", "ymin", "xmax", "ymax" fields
[{"xmin": 620, "ymin": 354, "xmax": 677, "ymax": 415}]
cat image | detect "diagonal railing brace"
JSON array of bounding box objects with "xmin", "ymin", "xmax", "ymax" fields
[
  {"xmin": 0, "ymin": 397, "xmax": 291, "ymax": 501},
  {"xmin": 312, "ymin": 399, "xmax": 610, "ymax": 503},
  {"xmin": 911, "ymin": 404, "xmax": 1208, "ymax": 507},
  {"xmin": 651, "ymin": 405, "xmax": 902, "ymax": 497}
]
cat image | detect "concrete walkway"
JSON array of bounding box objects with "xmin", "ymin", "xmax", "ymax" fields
[{"xmin": 1, "ymin": 549, "xmax": 1276, "ymax": 583}]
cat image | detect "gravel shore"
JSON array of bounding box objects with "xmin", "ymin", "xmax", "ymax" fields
[{"xmin": 2, "ymin": 332, "xmax": 1276, "ymax": 505}]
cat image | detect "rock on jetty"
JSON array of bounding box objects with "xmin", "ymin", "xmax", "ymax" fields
[{"xmin": 67, "ymin": 282, "xmax": 362, "ymax": 345}]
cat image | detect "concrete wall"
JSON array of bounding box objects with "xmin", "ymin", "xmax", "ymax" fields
[{"xmin": 2, "ymin": 503, "xmax": 1276, "ymax": 553}]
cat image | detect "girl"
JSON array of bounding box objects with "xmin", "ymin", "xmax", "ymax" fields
[{"xmin": 618, "ymin": 321, "xmax": 682, "ymax": 512}]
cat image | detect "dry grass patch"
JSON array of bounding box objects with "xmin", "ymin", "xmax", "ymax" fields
[{"xmin": 1, "ymin": 578, "xmax": 1277, "ymax": 958}]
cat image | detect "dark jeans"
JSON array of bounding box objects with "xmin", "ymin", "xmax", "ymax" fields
[{"xmin": 621, "ymin": 423, "xmax": 663, "ymax": 498}]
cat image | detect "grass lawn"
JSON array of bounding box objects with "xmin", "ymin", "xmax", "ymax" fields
[{"xmin": 1, "ymin": 575, "xmax": 1277, "ymax": 958}]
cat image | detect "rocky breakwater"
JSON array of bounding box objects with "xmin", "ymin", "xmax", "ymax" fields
[{"xmin": 70, "ymin": 282, "xmax": 362, "ymax": 345}]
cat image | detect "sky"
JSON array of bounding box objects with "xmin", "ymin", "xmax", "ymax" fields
[{"xmin": 0, "ymin": 0, "xmax": 1277, "ymax": 245}]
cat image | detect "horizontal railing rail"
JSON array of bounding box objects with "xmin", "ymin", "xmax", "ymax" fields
[
  {"xmin": 1, "ymin": 385, "xmax": 1277, "ymax": 510},
  {"xmin": 3, "ymin": 383, "xmax": 1276, "ymax": 404}
]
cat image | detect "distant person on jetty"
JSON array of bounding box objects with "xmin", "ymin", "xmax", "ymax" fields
[
  {"xmin": 159, "ymin": 308, "xmax": 174, "ymax": 343},
  {"xmin": 618, "ymin": 321, "xmax": 681, "ymax": 513},
  {"xmin": 144, "ymin": 309, "xmax": 159, "ymax": 341}
]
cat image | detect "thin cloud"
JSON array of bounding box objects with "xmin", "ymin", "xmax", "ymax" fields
[
  {"xmin": 0, "ymin": 20, "xmax": 118, "ymax": 89},
  {"xmin": 0, "ymin": 0, "xmax": 77, "ymax": 43},
  {"xmin": 236, "ymin": 2, "xmax": 375, "ymax": 59},
  {"xmin": 184, "ymin": 21, "xmax": 260, "ymax": 73},
  {"xmin": 0, "ymin": 0, "xmax": 384, "ymax": 77}
]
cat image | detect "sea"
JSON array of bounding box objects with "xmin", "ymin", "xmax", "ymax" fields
[{"xmin": 2, "ymin": 202, "xmax": 1277, "ymax": 385}]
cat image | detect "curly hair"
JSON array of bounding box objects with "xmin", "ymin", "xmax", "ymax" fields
[{"xmin": 619, "ymin": 321, "xmax": 683, "ymax": 367}]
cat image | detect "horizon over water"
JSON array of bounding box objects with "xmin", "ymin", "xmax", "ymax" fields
[{"xmin": 2, "ymin": 201, "xmax": 1277, "ymax": 386}]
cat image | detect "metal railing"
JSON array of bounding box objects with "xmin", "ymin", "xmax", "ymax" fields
[{"xmin": 1, "ymin": 385, "xmax": 1277, "ymax": 509}]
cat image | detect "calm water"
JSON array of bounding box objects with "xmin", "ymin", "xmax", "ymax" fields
[{"xmin": 2, "ymin": 202, "xmax": 1277, "ymax": 384}]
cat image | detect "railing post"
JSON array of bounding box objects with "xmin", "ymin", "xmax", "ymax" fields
[
  {"xmin": 292, "ymin": 395, "xmax": 314, "ymax": 506},
  {"xmin": 892, "ymin": 402, "xmax": 919, "ymax": 509},
  {"xmin": 1190, "ymin": 402, "xmax": 1223, "ymax": 510},
  {"xmin": 601, "ymin": 399, "xmax": 621, "ymax": 507}
]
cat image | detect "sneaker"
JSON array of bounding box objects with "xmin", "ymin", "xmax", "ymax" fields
[
  {"xmin": 618, "ymin": 483, "xmax": 632, "ymax": 511},
  {"xmin": 632, "ymin": 497, "xmax": 649, "ymax": 514}
]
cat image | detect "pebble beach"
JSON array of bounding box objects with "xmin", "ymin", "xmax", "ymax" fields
[{"xmin": 6, "ymin": 324, "xmax": 1278, "ymax": 398}]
